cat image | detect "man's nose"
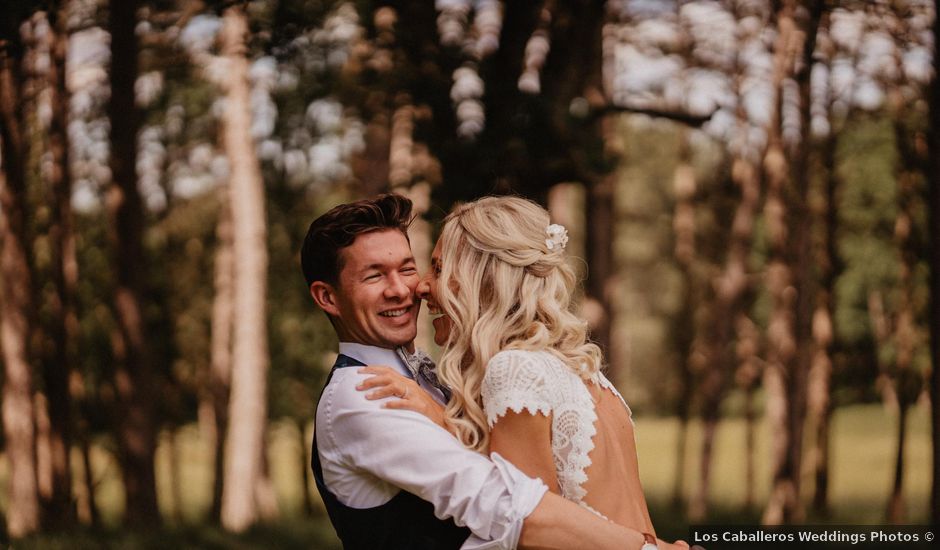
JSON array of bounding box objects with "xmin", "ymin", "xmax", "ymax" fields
[{"xmin": 385, "ymin": 272, "xmax": 411, "ymax": 299}]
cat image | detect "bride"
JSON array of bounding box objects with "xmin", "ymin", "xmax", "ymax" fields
[{"xmin": 360, "ymin": 196, "xmax": 666, "ymax": 540}]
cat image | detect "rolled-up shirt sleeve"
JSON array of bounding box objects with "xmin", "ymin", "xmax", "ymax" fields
[{"xmin": 320, "ymin": 368, "xmax": 548, "ymax": 549}]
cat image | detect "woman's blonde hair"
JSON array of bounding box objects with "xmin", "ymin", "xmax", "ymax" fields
[{"xmin": 435, "ymin": 196, "xmax": 603, "ymax": 452}]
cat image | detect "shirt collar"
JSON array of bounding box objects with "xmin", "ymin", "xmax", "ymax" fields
[{"xmin": 338, "ymin": 342, "xmax": 410, "ymax": 376}]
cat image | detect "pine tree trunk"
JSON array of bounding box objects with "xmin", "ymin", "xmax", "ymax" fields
[
  {"xmin": 219, "ymin": 3, "xmax": 271, "ymax": 532},
  {"xmin": 928, "ymin": 0, "xmax": 940, "ymax": 526},
  {"xmin": 0, "ymin": 39, "xmax": 41, "ymax": 538},
  {"xmin": 107, "ymin": 0, "xmax": 160, "ymax": 525},
  {"xmin": 763, "ymin": 0, "xmax": 823, "ymax": 525},
  {"xmin": 761, "ymin": 110, "xmax": 798, "ymax": 522},
  {"xmin": 809, "ymin": 127, "xmax": 838, "ymax": 518},
  {"xmin": 39, "ymin": 2, "xmax": 76, "ymax": 526},
  {"xmin": 585, "ymin": 173, "xmax": 613, "ymax": 373},
  {"xmin": 78, "ymin": 434, "xmax": 99, "ymax": 526},
  {"xmin": 671, "ymin": 290, "xmax": 694, "ymax": 511},
  {"xmin": 209, "ymin": 188, "xmax": 234, "ymax": 523},
  {"xmin": 254, "ymin": 434, "xmax": 280, "ymax": 522},
  {"xmin": 887, "ymin": 400, "xmax": 909, "ymax": 523},
  {"xmin": 884, "ymin": 100, "xmax": 920, "ymax": 524},
  {"xmin": 668, "ymin": 135, "xmax": 697, "ymax": 514},
  {"xmin": 668, "ymin": 134, "xmax": 712, "ymax": 523},
  {"xmin": 36, "ymin": 392, "xmax": 54, "ymax": 504},
  {"xmin": 694, "ymin": 1, "xmax": 763, "ymax": 516},
  {"xmin": 743, "ymin": 376, "xmax": 757, "ymax": 511},
  {"xmin": 807, "ymin": 9, "xmax": 839, "ymax": 518},
  {"xmin": 297, "ymin": 417, "xmax": 314, "ymax": 515}
]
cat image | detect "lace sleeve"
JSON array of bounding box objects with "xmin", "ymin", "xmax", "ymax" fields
[{"xmin": 481, "ymin": 351, "xmax": 560, "ymax": 428}]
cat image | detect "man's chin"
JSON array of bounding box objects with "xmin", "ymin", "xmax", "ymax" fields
[{"xmin": 384, "ymin": 329, "xmax": 418, "ymax": 350}]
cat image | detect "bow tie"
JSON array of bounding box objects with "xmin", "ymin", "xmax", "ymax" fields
[{"xmin": 396, "ymin": 347, "xmax": 452, "ymax": 402}]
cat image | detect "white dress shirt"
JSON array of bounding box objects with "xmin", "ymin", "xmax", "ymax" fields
[{"xmin": 316, "ymin": 342, "xmax": 548, "ymax": 549}]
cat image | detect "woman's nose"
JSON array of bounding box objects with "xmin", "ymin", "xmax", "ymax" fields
[{"xmin": 416, "ymin": 275, "xmax": 430, "ymax": 300}]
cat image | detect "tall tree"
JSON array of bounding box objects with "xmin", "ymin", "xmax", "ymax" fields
[
  {"xmin": 762, "ymin": 0, "xmax": 824, "ymax": 525},
  {"xmin": 807, "ymin": 5, "xmax": 853, "ymax": 515},
  {"xmin": 929, "ymin": 0, "xmax": 940, "ymax": 528},
  {"xmin": 208, "ymin": 185, "xmax": 233, "ymax": 522},
  {"xmin": 107, "ymin": 0, "xmax": 160, "ymax": 525},
  {"xmin": 0, "ymin": 22, "xmax": 41, "ymax": 538},
  {"xmin": 219, "ymin": 2, "xmax": 272, "ymax": 532},
  {"xmin": 689, "ymin": 0, "xmax": 764, "ymax": 520},
  {"xmin": 36, "ymin": 1, "xmax": 77, "ymax": 526},
  {"xmin": 882, "ymin": 0, "xmax": 929, "ymax": 522}
]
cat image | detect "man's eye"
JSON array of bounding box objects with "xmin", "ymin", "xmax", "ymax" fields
[
  {"xmin": 402, "ymin": 267, "xmax": 417, "ymax": 274},
  {"xmin": 364, "ymin": 273, "xmax": 381, "ymax": 281}
]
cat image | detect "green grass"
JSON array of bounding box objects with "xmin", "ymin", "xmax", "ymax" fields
[
  {"xmin": 0, "ymin": 402, "xmax": 932, "ymax": 546},
  {"xmin": 636, "ymin": 401, "xmax": 932, "ymax": 542}
]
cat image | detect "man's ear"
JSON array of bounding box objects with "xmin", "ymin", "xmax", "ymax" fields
[{"xmin": 310, "ymin": 281, "xmax": 341, "ymax": 317}]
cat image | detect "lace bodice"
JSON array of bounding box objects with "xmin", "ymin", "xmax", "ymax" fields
[{"xmin": 480, "ymin": 349, "xmax": 632, "ymax": 511}]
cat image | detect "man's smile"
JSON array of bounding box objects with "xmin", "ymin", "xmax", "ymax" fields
[{"xmin": 379, "ymin": 307, "xmax": 411, "ymax": 317}]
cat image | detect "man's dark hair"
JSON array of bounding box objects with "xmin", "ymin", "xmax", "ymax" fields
[{"xmin": 301, "ymin": 193, "xmax": 414, "ymax": 287}]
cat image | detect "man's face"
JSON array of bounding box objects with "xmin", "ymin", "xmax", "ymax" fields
[{"xmin": 328, "ymin": 229, "xmax": 421, "ymax": 349}]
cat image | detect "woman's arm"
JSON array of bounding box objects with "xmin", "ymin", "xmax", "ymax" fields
[
  {"xmin": 519, "ymin": 491, "xmax": 689, "ymax": 550},
  {"xmin": 489, "ymin": 409, "xmax": 560, "ymax": 493}
]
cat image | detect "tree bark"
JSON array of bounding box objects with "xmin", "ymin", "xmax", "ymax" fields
[
  {"xmin": 882, "ymin": 4, "xmax": 928, "ymax": 519},
  {"xmin": 107, "ymin": 0, "xmax": 160, "ymax": 525},
  {"xmin": 666, "ymin": 133, "xmax": 710, "ymax": 522},
  {"xmin": 809, "ymin": 62, "xmax": 838, "ymax": 519},
  {"xmin": 297, "ymin": 417, "xmax": 314, "ymax": 515},
  {"xmin": 39, "ymin": 2, "xmax": 76, "ymax": 526},
  {"xmin": 77, "ymin": 433, "xmax": 99, "ymax": 526},
  {"xmin": 887, "ymin": 397, "xmax": 910, "ymax": 523},
  {"xmin": 208, "ymin": 187, "xmax": 234, "ymax": 523},
  {"xmin": 762, "ymin": 0, "xmax": 823, "ymax": 525},
  {"xmin": 0, "ymin": 37, "xmax": 41, "ymax": 538},
  {"xmin": 254, "ymin": 434, "xmax": 280, "ymax": 522},
  {"xmin": 928, "ymin": 0, "xmax": 940, "ymax": 527},
  {"xmin": 219, "ymin": 3, "xmax": 272, "ymax": 532},
  {"xmin": 584, "ymin": 169, "xmax": 614, "ymax": 377},
  {"xmin": 884, "ymin": 89, "xmax": 921, "ymax": 524},
  {"xmin": 668, "ymin": 125, "xmax": 697, "ymax": 512},
  {"xmin": 670, "ymin": 281, "xmax": 694, "ymax": 511},
  {"xmin": 739, "ymin": 319, "xmax": 759, "ymax": 512}
]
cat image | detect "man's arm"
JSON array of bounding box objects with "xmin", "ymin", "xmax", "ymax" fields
[{"xmin": 323, "ymin": 369, "xmax": 547, "ymax": 548}]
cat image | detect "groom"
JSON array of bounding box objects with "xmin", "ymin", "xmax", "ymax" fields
[{"xmin": 302, "ymin": 194, "xmax": 675, "ymax": 550}]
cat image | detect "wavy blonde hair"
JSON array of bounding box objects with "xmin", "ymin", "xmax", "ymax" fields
[{"xmin": 435, "ymin": 196, "xmax": 603, "ymax": 452}]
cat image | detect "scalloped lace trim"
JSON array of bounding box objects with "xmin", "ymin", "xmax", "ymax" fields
[{"xmin": 481, "ymin": 350, "xmax": 629, "ymax": 507}]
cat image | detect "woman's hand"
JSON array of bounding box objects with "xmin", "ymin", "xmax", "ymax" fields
[{"xmin": 357, "ymin": 366, "xmax": 447, "ymax": 429}]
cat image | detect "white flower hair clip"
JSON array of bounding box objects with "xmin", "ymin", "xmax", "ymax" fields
[{"xmin": 545, "ymin": 223, "xmax": 569, "ymax": 251}]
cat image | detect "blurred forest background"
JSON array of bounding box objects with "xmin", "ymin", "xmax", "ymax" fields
[{"xmin": 1, "ymin": 0, "xmax": 939, "ymax": 547}]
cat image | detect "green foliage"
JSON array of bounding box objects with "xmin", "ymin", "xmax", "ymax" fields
[
  {"xmin": 615, "ymin": 117, "xmax": 730, "ymax": 412},
  {"xmin": 835, "ymin": 114, "xmax": 898, "ymax": 347},
  {"xmin": 831, "ymin": 111, "xmax": 932, "ymax": 400}
]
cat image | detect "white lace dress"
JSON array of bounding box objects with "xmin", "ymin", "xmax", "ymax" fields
[{"xmin": 480, "ymin": 349, "xmax": 632, "ymax": 517}]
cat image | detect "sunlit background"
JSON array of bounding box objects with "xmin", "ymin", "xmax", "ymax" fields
[{"xmin": 0, "ymin": 0, "xmax": 937, "ymax": 547}]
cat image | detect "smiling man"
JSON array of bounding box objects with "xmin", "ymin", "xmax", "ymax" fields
[{"xmin": 302, "ymin": 194, "xmax": 685, "ymax": 550}]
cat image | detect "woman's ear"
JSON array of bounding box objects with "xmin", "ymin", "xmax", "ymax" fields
[{"xmin": 310, "ymin": 281, "xmax": 341, "ymax": 317}]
